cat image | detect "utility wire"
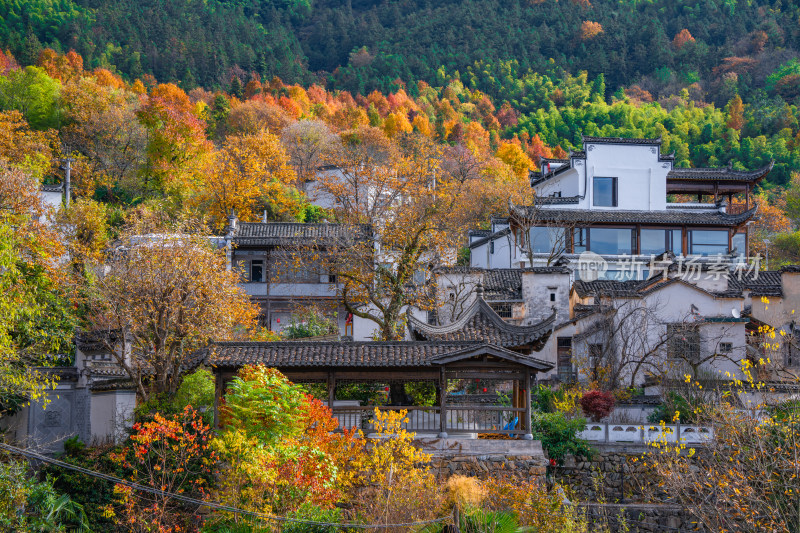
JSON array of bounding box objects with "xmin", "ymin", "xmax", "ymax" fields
[
  {"xmin": 0, "ymin": 442, "xmax": 447, "ymax": 530},
  {"xmin": 2, "ymin": 442, "xmax": 704, "ymax": 532}
]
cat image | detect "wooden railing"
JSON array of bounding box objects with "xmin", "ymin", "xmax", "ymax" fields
[{"xmin": 331, "ymin": 405, "xmax": 528, "ymax": 436}]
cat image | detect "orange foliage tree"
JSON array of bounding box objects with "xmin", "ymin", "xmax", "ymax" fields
[
  {"xmin": 673, "ymin": 29, "xmax": 696, "ymax": 49},
  {"xmin": 580, "ymin": 21, "xmax": 604, "ymax": 40},
  {"xmin": 189, "ymin": 129, "xmax": 301, "ymax": 230},
  {"xmin": 88, "ymin": 223, "xmax": 258, "ymax": 401},
  {"xmin": 137, "ymin": 83, "xmax": 212, "ymax": 200},
  {"xmin": 110, "ymin": 406, "xmax": 216, "ymax": 533}
]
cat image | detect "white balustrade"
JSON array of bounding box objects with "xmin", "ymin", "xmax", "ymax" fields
[{"xmin": 578, "ymin": 423, "xmax": 714, "ymax": 444}]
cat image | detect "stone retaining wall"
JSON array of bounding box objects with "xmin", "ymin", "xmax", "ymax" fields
[
  {"xmin": 580, "ymin": 504, "xmax": 704, "ymax": 532},
  {"xmin": 554, "ymin": 447, "xmax": 669, "ymax": 502},
  {"xmin": 430, "ymin": 454, "xmax": 547, "ymax": 480}
]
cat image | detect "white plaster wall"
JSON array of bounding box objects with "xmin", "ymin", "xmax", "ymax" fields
[
  {"xmin": 41, "ymin": 190, "xmax": 63, "ymax": 211},
  {"xmin": 488, "ymin": 234, "xmax": 513, "ymax": 269},
  {"xmin": 535, "ymin": 168, "xmax": 581, "ymax": 197},
  {"xmin": 90, "ymin": 390, "xmax": 136, "ymax": 444},
  {"xmin": 520, "ymin": 271, "xmax": 570, "ymax": 324},
  {"xmin": 470, "ymin": 242, "xmax": 489, "ymax": 268},
  {"xmin": 584, "ymin": 143, "xmax": 669, "ymax": 211}
]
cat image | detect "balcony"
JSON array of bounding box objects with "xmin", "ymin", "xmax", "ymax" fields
[{"xmin": 240, "ymin": 282, "xmax": 338, "ymax": 298}]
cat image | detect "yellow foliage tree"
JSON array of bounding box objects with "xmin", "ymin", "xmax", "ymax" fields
[
  {"xmin": 580, "ymin": 21, "xmax": 604, "ymax": 40},
  {"xmin": 495, "ymin": 141, "xmax": 535, "ymax": 181},
  {"xmin": 189, "ymin": 129, "xmax": 302, "ymax": 230}
]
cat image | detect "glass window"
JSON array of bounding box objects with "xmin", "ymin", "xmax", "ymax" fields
[
  {"xmin": 669, "ymin": 230, "xmax": 683, "ymax": 255},
  {"xmin": 250, "ymin": 260, "xmax": 264, "ymax": 282},
  {"xmin": 689, "ymin": 230, "xmax": 728, "ymax": 256},
  {"xmin": 590, "ymin": 228, "xmax": 634, "ymax": 255},
  {"xmin": 573, "ymin": 228, "xmax": 587, "ymax": 253},
  {"xmin": 640, "ymin": 229, "xmax": 683, "ymax": 255},
  {"xmin": 530, "ymin": 226, "xmax": 566, "ymax": 254},
  {"xmin": 641, "ymin": 229, "xmax": 667, "ymax": 255},
  {"xmin": 731, "ymin": 233, "xmax": 746, "ymax": 256},
  {"xmin": 593, "ymin": 177, "xmax": 617, "ymax": 207}
]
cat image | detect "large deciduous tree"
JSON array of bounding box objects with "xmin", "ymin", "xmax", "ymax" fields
[
  {"xmin": 297, "ymin": 127, "xmax": 490, "ymax": 340},
  {"xmin": 188, "ymin": 128, "xmax": 301, "ymax": 230},
  {"xmin": 281, "ymin": 119, "xmax": 337, "ymax": 190},
  {"xmin": 89, "ymin": 223, "xmax": 257, "ymax": 401},
  {"xmin": 0, "ymin": 162, "xmax": 72, "ymax": 416}
]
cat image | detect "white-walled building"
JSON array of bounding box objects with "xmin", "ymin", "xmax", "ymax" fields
[{"xmin": 471, "ymin": 136, "xmax": 771, "ymax": 280}]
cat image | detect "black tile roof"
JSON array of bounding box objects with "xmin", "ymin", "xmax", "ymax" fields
[
  {"xmin": 231, "ymin": 222, "xmax": 372, "ymax": 246},
  {"xmin": 468, "ymin": 227, "xmax": 511, "ymax": 249},
  {"xmin": 582, "ymin": 135, "xmax": 662, "ymax": 146},
  {"xmin": 205, "ymin": 340, "xmax": 553, "ymax": 370},
  {"xmin": 573, "ymin": 280, "xmax": 645, "ymax": 298},
  {"xmin": 511, "ymin": 205, "xmax": 757, "ymax": 227},
  {"xmin": 535, "ymin": 195, "xmax": 581, "ymax": 205},
  {"xmin": 667, "ymin": 163, "xmax": 773, "ymax": 183},
  {"xmin": 483, "ymin": 269, "xmax": 522, "ymax": 300},
  {"xmin": 727, "ymin": 270, "xmax": 783, "ymax": 297},
  {"xmin": 574, "ymin": 276, "xmax": 751, "ymax": 300},
  {"xmin": 407, "ymin": 298, "xmax": 555, "ymax": 353},
  {"xmin": 781, "ymin": 265, "xmax": 800, "ymax": 273},
  {"xmin": 40, "ymin": 184, "xmax": 63, "ymax": 193}
]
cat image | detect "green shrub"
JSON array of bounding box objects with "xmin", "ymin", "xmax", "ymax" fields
[
  {"xmin": 648, "ymin": 391, "xmax": 693, "ymax": 424},
  {"xmin": 282, "ymin": 503, "xmax": 343, "ymax": 533},
  {"xmin": 532, "ymin": 412, "xmax": 592, "ymax": 465},
  {"xmin": 42, "ymin": 443, "xmax": 122, "ymax": 531},
  {"xmin": 174, "ymin": 368, "xmax": 215, "ymax": 424},
  {"xmin": 0, "ymin": 458, "xmax": 89, "ymax": 532},
  {"xmin": 532, "ymin": 385, "xmax": 556, "ymax": 413}
]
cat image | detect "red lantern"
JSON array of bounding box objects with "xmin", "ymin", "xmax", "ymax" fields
[
  {"xmin": 482, "ymin": 388, "xmax": 487, "ymax": 393},
  {"xmin": 384, "ymin": 386, "xmax": 390, "ymax": 392}
]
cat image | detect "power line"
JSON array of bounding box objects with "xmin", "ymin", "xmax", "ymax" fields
[
  {"xmin": 1, "ymin": 442, "xmax": 704, "ymax": 532},
  {"xmin": 0, "ymin": 442, "xmax": 447, "ymax": 530}
]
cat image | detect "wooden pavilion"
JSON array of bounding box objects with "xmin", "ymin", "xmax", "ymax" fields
[{"xmin": 206, "ymin": 291, "xmax": 555, "ymax": 438}]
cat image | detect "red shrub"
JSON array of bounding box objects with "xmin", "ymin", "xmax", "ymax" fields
[{"xmin": 579, "ymin": 390, "xmax": 615, "ymax": 421}]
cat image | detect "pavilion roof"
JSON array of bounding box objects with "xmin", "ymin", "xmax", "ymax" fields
[{"xmin": 407, "ymin": 295, "xmax": 555, "ymax": 353}]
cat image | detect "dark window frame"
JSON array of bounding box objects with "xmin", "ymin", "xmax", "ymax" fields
[
  {"xmin": 572, "ymin": 226, "xmax": 636, "ymax": 255},
  {"xmin": 593, "ymin": 176, "xmax": 618, "ymax": 207},
  {"xmin": 640, "ymin": 227, "xmax": 684, "ymax": 255}
]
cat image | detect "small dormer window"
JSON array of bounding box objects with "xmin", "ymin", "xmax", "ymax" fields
[
  {"xmin": 550, "ymin": 292, "xmax": 556, "ymax": 302},
  {"xmin": 593, "ymin": 177, "xmax": 618, "ymax": 207}
]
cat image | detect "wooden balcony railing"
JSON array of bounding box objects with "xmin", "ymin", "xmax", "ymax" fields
[{"xmin": 331, "ymin": 405, "xmax": 528, "ymax": 436}]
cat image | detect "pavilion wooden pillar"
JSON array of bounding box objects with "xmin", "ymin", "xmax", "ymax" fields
[
  {"xmin": 523, "ymin": 368, "xmax": 533, "ymax": 440},
  {"xmin": 327, "ymin": 370, "xmax": 336, "ymax": 407},
  {"xmin": 438, "ymin": 366, "xmax": 448, "ymax": 438},
  {"xmin": 213, "ymin": 373, "xmax": 224, "ymax": 429}
]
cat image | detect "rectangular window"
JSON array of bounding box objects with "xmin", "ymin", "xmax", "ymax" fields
[
  {"xmin": 490, "ymin": 302, "xmax": 513, "ymax": 318},
  {"xmin": 427, "ymin": 309, "xmax": 438, "ymax": 325},
  {"xmin": 573, "ymin": 228, "xmax": 587, "ymax": 253},
  {"xmin": 667, "ymin": 324, "xmax": 700, "ymax": 361},
  {"xmin": 590, "ymin": 228, "xmax": 634, "ymax": 255},
  {"xmin": 530, "ymin": 226, "xmax": 566, "ymax": 254},
  {"xmin": 689, "ymin": 230, "xmax": 728, "ymax": 256},
  {"xmin": 250, "ymin": 260, "xmax": 264, "ymax": 283},
  {"xmin": 641, "ymin": 229, "xmax": 683, "ymax": 255},
  {"xmin": 593, "ymin": 177, "xmax": 617, "ymax": 207},
  {"xmin": 718, "ymin": 342, "xmax": 733, "ymax": 353},
  {"xmin": 731, "ymin": 232, "xmax": 746, "ymax": 256},
  {"xmin": 557, "ymin": 337, "xmax": 573, "ymax": 383}
]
